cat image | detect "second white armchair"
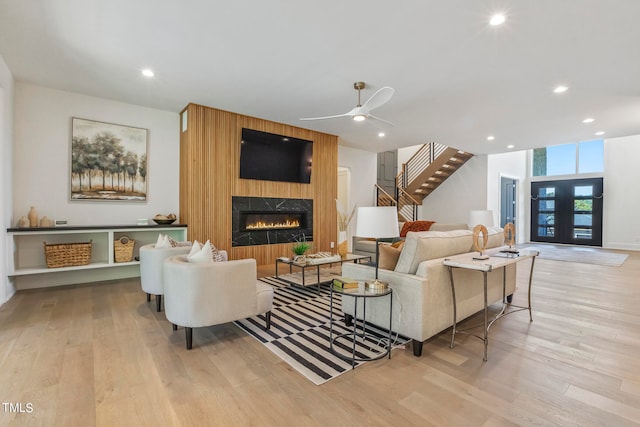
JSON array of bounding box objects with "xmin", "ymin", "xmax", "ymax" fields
[{"xmin": 163, "ymin": 256, "xmax": 274, "ymax": 349}]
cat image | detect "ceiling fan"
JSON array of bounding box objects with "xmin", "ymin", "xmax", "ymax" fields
[{"xmin": 300, "ymin": 82, "xmax": 395, "ymax": 125}]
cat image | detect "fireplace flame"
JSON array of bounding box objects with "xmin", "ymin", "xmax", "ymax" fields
[{"xmin": 246, "ymin": 219, "xmax": 300, "ymax": 230}]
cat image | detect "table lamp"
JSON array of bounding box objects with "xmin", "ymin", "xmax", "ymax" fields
[
  {"xmin": 355, "ymin": 206, "xmax": 399, "ymax": 291},
  {"xmin": 468, "ymin": 210, "xmax": 495, "ymax": 228}
]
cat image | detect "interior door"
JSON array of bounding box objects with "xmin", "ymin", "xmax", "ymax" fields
[
  {"xmin": 500, "ymin": 177, "xmax": 517, "ymax": 227},
  {"xmin": 530, "ymin": 178, "xmax": 603, "ymax": 246}
]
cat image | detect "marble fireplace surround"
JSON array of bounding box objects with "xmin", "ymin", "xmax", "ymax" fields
[{"xmin": 232, "ymin": 196, "xmax": 313, "ymax": 247}]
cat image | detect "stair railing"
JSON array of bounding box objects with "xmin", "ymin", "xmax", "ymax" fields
[
  {"xmin": 375, "ymin": 184, "xmax": 397, "ymax": 207},
  {"xmin": 397, "ymin": 186, "xmax": 421, "ymax": 222},
  {"xmin": 397, "ymin": 142, "xmax": 448, "ymax": 192}
]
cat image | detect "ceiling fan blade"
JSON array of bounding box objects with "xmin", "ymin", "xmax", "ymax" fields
[
  {"xmin": 300, "ymin": 111, "xmax": 352, "ymax": 121},
  {"xmin": 367, "ymin": 114, "xmax": 395, "ymax": 127},
  {"xmin": 361, "ymin": 87, "xmax": 395, "ymax": 112}
]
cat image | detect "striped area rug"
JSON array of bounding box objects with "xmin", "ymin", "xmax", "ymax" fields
[{"xmin": 235, "ymin": 276, "xmax": 409, "ymax": 385}]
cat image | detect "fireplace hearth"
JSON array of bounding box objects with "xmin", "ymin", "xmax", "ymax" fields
[{"xmin": 232, "ymin": 197, "xmax": 313, "ymax": 247}]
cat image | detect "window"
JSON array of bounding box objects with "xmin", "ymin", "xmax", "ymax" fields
[{"xmin": 533, "ymin": 140, "xmax": 603, "ymax": 177}]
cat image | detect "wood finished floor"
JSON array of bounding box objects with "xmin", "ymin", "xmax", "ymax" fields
[{"xmin": 1, "ymin": 250, "xmax": 640, "ymax": 426}]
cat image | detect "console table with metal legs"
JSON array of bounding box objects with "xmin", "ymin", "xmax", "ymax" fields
[{"xmin": 443, "ymin": 249, "xmax": 539, "ymax": 361}]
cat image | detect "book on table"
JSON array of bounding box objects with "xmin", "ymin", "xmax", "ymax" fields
[{"xmin": 332, "ymin": 277, "xmax": 359, "ymax": 289}]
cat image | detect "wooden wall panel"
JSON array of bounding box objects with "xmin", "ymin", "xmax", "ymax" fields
[{"xmin": 180, "ymin": 103, "xmax": 338, "ymax": 265}]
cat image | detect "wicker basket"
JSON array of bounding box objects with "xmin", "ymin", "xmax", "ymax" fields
[
  {"xmin": 44, "ymin": 240, "xmax": 92, "ymax": 268},
  {"xmin": 114, "ymin": 236, "xmax": 135, "ymax": 263}
]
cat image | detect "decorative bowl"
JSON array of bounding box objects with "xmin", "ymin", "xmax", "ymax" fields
[{"xmin": 153, "ymin": 219, "xmax": 176, "ymax": 225}]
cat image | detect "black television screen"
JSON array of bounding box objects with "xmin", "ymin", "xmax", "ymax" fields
[{"xmin": 239, "ymin": 128, "xmax": 313, "ymax": 184}]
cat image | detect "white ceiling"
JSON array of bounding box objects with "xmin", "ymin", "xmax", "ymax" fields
[{"xmin": 1, "ymin": 0, "xmax": 640, "ymax": 155}]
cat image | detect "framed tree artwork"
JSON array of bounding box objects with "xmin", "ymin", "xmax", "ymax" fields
[{"xmin": 71, "ymin": 117, "xmax": 148, "ymax": 201}]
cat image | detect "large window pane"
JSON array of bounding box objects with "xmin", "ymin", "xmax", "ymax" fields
[
  {"xmin": 578, "ymin": 140, "xmax": 604, "ymax": 173},
  {"xmin": 533, "ymin": 141, "xmax": 602, "ymax": 176},
  {"xmin": 546, "ymin": 144, "xmax": 576, "ymax": 175}
]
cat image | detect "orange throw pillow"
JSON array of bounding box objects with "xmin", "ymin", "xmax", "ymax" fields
[{"xmin": 399, "ymin": 220, "xmax": 435, "ymax": 237}]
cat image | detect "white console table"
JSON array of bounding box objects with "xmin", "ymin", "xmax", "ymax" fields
[
  {"xmin": 6, "ymin": 224, "xmax": 187, "ymax": 288},
  {"xmin": 443, "ymin": 248, "xmax": 539, "ymax": 361}
]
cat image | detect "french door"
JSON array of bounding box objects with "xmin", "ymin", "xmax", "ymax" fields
[{"xmin": 530, "ymin": 178, "xmax": 603, "ymax": 246}]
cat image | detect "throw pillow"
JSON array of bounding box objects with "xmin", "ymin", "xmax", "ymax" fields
[
  {"xmin": 187, "ymin": 240, "xmax": 214, "ymax": 263},
  {"xmin": 210, "ymin": 242, "xmax": 226, "ymax": 262},
  {"xmin": 378, "ymin": 242, "xmax": 403, "ymax": 271},
  {"xmin": 188, "ymin": 240, "xmax": 202, "ymax": 257},
  {"xmin": 400, "ymin": 220, "xmax": 436, "ymax": 237},
  {"xmin": 155, "ymin": 233, "xmax": 172, "ymax": 249}
]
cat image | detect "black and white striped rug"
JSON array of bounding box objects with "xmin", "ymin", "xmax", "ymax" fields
[{"xmin": 235, "ymin": 276, "xmax": 409, "ymax": 385}]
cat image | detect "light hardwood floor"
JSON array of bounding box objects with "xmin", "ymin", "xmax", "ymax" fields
[{"xmin": 1, "ymin": 250, "xmax": 640, "ymax": 426}]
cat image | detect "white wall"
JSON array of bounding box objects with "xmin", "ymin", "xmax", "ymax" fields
[
  {"xmin": 0, "ymin": 55, "xmax": 15, "ymax": 305},
  {"xmin": 338, "ymin": 145, "xmax": 377, "ymax": 244},
  {"xmin": 421, "ymin": 155, "xmax": 488, "ymax": 224},
  {"xmin": 604, "ymin": 135, "xmax": 640, "ymax": 250},
  {"xmin": 397, "ymin": 144, "xmax": 422, "ymax": 169},
  {"xmin": 487, "ymin": 150, "xmax": 528, "ymax": 243},
  {"xmin": 13, "ymin": 83, "xmax": 180, "ymax": 226}
]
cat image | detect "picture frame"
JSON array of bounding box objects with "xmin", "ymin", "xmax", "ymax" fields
[{"xmin": 70, "ymin": 117, "xmax": 148, "ymax": 201}]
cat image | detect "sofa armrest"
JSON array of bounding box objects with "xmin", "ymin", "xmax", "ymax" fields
[{"xmin": 341, "ymin": 263, "xmax": 431, "ymax": 340}]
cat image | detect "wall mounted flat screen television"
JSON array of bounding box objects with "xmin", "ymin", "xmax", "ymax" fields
[{"xmin": 239, "ymin": 128, "xmax": 313, "ymax": 184}]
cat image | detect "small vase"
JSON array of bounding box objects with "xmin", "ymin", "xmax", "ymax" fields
[
  {"xmin": 40, "ymin": 216, "xmax": 53, "ymax": 227},
  {"xmin": 337, "ymin": 231, "xmax": 348, "ymax": 257},
  {"xmin": 28, "ymin": 206, "xmax": 38, "ymax": 228},
  {"xmin": 17, "ymin": 216, "xmax": 30, "ymax": 228}
]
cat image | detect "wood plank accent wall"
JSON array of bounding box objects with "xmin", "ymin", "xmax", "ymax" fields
[{"xmin": 179, "ymin": 103, "xmax": 338, "ymax": 265}]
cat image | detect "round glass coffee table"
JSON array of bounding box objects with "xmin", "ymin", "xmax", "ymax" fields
[{"xmin": 329, "ymin": 282, "xmax": 393, "ymax": 369}]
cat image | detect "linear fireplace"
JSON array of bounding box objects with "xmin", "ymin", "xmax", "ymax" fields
[
  {"xmin": 232, "ymin": 196, "xmax": 313, "ymax": 247},
  {"xmin": 240, "ymin": 211, "xmax": 306, "ymax": 232}
]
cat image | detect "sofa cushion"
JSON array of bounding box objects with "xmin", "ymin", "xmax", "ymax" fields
[
  {"xmin": 399, "ymin": 220, "xmax": 435, "ymax": 237},
  {"xmin": 430, "ymin": 223, "xmax": 468, "ymax": 232},
  {"xmin": 378, "ymin": 242, "xmax": 404, "ymax": 270},
  {"xmin": 485, "ymin": 226, "xmax": 506, "ymax": 249},
  {"xmin": 395, "ymin": 230, "xmax": 473, "ymax": 274}
]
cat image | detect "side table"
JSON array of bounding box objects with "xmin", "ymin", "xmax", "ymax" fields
[
  {"xmin": 443, "ymin": 248, "xmax": 539, "ymax": 361},
  {"xmin": 329, "ymin": 283, "xmax": 393, "ymax": 369}
]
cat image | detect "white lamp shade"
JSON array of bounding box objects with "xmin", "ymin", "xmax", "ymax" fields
[
  {"xmin": 468, "ymin": 210, "xmax": 495, "ymax": 228},
  {"xmin": 355, "ymin": 206, "xmax": 399, "ymax": 239}
]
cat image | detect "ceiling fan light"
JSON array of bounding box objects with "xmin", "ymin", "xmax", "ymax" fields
[{"xmin": 352, "ymin": 114, "xmax": 366, "ymax": 122}]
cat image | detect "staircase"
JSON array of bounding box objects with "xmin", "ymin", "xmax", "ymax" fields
[{"xmin": 377, "ymin": 143, "xmax": 473, "ymax": 222}]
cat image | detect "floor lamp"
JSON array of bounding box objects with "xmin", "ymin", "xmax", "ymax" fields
[{"xmin": 355, "ymin": 206, "xmax": 399, "ymax": 291}]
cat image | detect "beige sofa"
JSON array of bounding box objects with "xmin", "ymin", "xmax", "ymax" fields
[
  {"xmin": 342, "ymin": 227, "xmax": 515, "ymax": 357},
  {"xmin": 352, "ymin": 222, "xmax": 468, "ymax": 262}
]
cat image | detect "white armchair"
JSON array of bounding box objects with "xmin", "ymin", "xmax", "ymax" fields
[
  {"xmin": 163, "ymin": 256, "xmax": 274, "ymax": 349},
  {"xmin": 140, "ymin": 243, "xmax": 220, "ymax": 312}
]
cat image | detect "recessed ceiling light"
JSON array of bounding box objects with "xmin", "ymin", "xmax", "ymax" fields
[
  {"xmin": 489, "ymin": 14, "xmax": 506, "ymax": 26},
  {"xmin": 507, "ymin": 144, "xmax": 515, "ymax": 149},
  {"xmin": 582, "ymin": 118, "xmax": 595, "ymax": 123},
  {"xmin": 487, "ymin": 135, "xmax": 495, "ymax": 141},
  {"xmin": 378, "ymin": 132, "xmax": 385, "ymax": 137},
  {"xmin": 553, "ymin": 85, "xmax": 568, "ymax": 94},
  {"xmin": 141, "ymin": 69, "xmax": 154, "ymax": 77},
  {"xmin": 595, "ymin": 131, "xmax": 605, "ymax": 136}
]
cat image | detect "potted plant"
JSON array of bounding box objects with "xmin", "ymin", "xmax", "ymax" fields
[{"xmin": 292, "ymin": 237, "xmax": 310, "ymax": 262}]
